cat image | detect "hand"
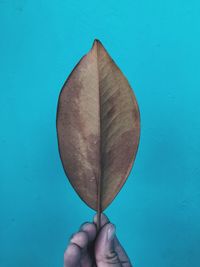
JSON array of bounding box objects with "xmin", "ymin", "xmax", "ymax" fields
[{"xmin": 64, "ymin": 214, "xmax": 132, "ymax": 267}]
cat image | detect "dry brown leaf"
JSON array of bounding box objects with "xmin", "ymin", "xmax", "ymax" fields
[{"xmin": 56, "ymin": 40, "xmax": 140, "ymax": 228}]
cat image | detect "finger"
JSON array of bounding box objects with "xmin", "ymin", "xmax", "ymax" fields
[
  {"xmin": 70, "ymin": 231, "xmax": 89, "ymax": 249},
  {"xmin": 93, "ymin": 213, "xmax": 109, "ymax": 228},
  {"xmin": 64, "ymin": 243, "xmax": 81, "ymax": 267},
  {"xmin": 95, "ymin": 223, "xmax": 121, "ymax": 266},
  {"xmin": 80, "ymin": 222, "xmax": 97, "ymax": 242}
]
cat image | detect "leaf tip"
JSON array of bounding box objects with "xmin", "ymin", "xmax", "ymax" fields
[
  {"xmin": 92, "ymin": 39, "xmax": 103, "ymax": 49},
  {"xmin": 93, "ymin": 38, "xmax": 101, "ymax": 44}
]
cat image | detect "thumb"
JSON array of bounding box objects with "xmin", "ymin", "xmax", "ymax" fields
[{"xmin": 95, "ymin": 223, "xmax": 121, "ymax": 267}]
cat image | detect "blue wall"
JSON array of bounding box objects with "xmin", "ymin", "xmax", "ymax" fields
[{"xmin": 1, "ymin": 1, "xmax": 200, "ymax": 266}]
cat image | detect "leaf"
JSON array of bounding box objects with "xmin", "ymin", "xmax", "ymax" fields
[{"xmin": 56, "ymin": 40, "xmax": 140, "ymax": 226}]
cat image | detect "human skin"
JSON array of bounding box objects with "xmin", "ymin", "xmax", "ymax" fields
[{"xmin": 64, "ymin": 213, "xmax": 132, "ymax": 267}]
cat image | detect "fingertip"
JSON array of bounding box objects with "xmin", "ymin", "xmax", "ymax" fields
[
  {"xmin": 81, "ymin": 222, "xmax": 97, "ymax": 241},
  {"xmin": 98, "ymin": 222, "xmax": 116, "ymax": 241},
  {"xmin": 93, "ymin": 213, "xmax": 109, "ymax": 227},
  {"xmin": 70, "ymin": 231, "xmax": 89, "ymax": 248},
  {"xmin": 79, "ymin": 221, "xmax": 90, "ymax": 230}
]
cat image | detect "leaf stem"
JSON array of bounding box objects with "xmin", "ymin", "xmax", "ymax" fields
[{"xmin": 96, "ymin": 210, "xmax": 101, "ymax": 231}]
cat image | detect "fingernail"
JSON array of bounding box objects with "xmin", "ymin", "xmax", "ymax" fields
[
  {"xmin": 107, "ymin": 224, "xmax": 116, "ymax": 241},
  {"xmin": 94, "ymin": 213, "xmax": 104, "ymax": 223},
  {"xmin": 69, "ymin": 233, "xmax": 75, "ymax": 242},
  {"xmin": 80, "ymin": 222, "xmax": 90, "ymax": 230}
]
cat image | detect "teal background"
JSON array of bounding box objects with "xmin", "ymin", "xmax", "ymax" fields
[{"xmin": 1, "ymin": 0, "xmax": 200, "ymax": 266}]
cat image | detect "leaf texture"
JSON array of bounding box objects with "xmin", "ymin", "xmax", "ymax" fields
[{"xmin": 56, "ymin": 40, "xmax": 140, "ymax": 215}]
